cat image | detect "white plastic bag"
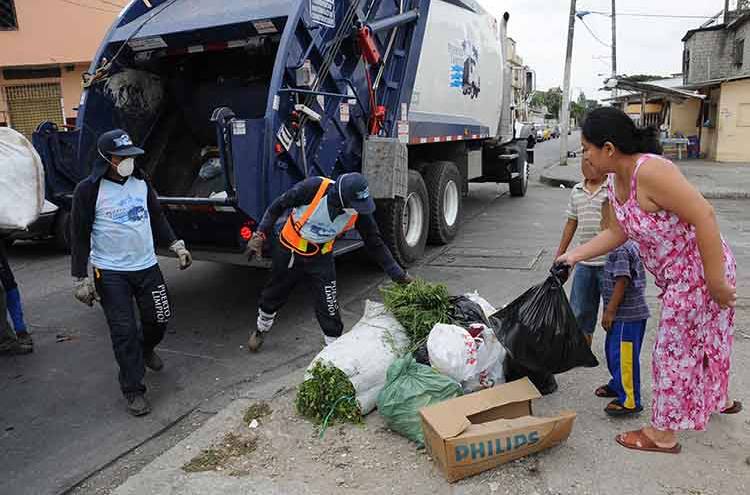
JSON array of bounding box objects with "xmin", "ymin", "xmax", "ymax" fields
[
  {"xmin": 427, "ymin": 323, "xmax": 480, "ymax": 382},
  {"xmin": 0, "ymin": 128, "xmax": 45, "ymax": 230},
  {"xmin": 306, "ymin": 300, "xmax": 409, "ymax": 415},
  {"xmin": 427, "ymin": 322, "xmax": 506, "ymax": 392},
  {"xmin": 462, "ymin": 326, "xmax": 506, "ymax": 392}
]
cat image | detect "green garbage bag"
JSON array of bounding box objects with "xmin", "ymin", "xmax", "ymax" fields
[{"xmin": 376, "ymin": 355, "xmax": 463, "ymax": 446}]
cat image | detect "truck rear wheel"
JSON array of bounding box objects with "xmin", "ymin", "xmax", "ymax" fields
[
  {"xmin": 424, "ymin": 161, "xmax": 462, "ymax": 245},
  {"xmin": 509, "ymin": 157, "xmax": 528, "ymax": 197},
  {"xmin": 375, "ymin": 170, "xmax": 429, "ymax": 267}
]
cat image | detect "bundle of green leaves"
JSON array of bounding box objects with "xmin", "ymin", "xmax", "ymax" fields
[
  {"xmin": 381, "ymin": 279, "xmax": 452, "ymax": 348},
  {"xmin": 295, "ymin": 360, "xmax": 363, "ymax": 426}
]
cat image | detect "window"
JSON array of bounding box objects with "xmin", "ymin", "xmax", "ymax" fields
[
  {"xmin": 733, "ymin": 39, "xmax": 745, "ymax": 67},
  {"xmin": 682, "ymin": 49, "xmax": 690, "ymax": 81},
  {"xmin": 0, "ymin": 0, "xmax": 17, "ymax": 30}
]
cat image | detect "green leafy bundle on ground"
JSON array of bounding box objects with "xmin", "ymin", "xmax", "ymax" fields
[
  {"xmin": 381, "ymin": 279, "xmax": 452, "ymax": 348},
  {"xmin": 295, "ymin": 360, "xmax": 363, "ymax": 426}
]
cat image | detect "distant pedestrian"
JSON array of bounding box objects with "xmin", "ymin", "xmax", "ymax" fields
[
  {"xmin": 595, "ymin": 202, "xmax": 650, "ymax": 417},
  {"xmin": 556, "ymin": 156, "xmax": 608, "ymax": 346},
  {"xmin": 557, "ymin": 107, "xmax": 741, "ymax": 454},
  {"xmin": 71, "ymin": 129, "xmax": 193, "ymax": 417},
  {"xmin": 0, "ymin": 239, "xmax": 31, "ymax": 355}
]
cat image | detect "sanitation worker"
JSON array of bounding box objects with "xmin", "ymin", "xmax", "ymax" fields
[
  {"xmin": 70, "ymin": 129, "xmax": 192, "ymax": 416},
  {"xmin": 244, "ymin": 172, "xmax": 412, "ymax": 351}
]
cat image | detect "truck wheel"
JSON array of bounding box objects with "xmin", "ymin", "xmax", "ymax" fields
[
  {"xmin": 53, "ymin": 210, "xmax": 71, "ymax": 253},
  {"xmin": 424, "ymin": 161, "xmax": 462, "ymax": 245},
  {"xmin": 509, "ymin": 158, "xmax": 529, "ymax": 197},
  {"xmin": 375, "ymin": 170, "xmax": 429, "ymax": 267}
]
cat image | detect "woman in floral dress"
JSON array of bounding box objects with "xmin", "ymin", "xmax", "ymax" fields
[{"xmin": 557, "ymin": 107, "xmax": 742, "ymax": 454}]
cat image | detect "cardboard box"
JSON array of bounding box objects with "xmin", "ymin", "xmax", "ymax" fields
[{"xmin": 419, "ymin": 378, "xmax": 576, "ymax": 482}]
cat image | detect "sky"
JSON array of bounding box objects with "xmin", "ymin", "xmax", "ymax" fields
[{"xmin": 476, "ymin": 0, "xmax": 724, "ymax": 101}]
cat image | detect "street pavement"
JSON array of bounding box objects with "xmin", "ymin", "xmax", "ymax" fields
[{"xmin": 2, "ymin": 134, "xmax": 748, "ymax": 494}]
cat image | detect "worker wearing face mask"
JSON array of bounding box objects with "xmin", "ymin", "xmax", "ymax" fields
[
  {"xmin": 244, "ymin": 172, "xmax": 413, "ymax": 352},
  {"xmin": 70, "ymin": 129, "xmax": 192, "ymax": 417}
]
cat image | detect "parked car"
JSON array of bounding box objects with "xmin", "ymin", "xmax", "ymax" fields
[
  {"xmin": 535, "ymin": 125, "xmax": 546, "ymax": 141},
  {"xmin": 550, "ymin": 126, "xmax": 560, "ymax": 139}
]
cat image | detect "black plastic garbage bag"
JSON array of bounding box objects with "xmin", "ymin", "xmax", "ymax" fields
[
  {"xmin": 448, "ymin": 296, "xmax": 490, "ymax": 327},
  {"xmin": 490, "ymin": 266, "xmax": 598, "ymax": 374}
]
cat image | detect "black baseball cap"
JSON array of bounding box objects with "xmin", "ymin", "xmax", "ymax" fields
[
  {"xmin": 337, "ymin": 172, "xmax": 376, "ymax": 215},
  {"xmin": 97, "ymin": 129, "xmax": 144, "ymax": 157}
]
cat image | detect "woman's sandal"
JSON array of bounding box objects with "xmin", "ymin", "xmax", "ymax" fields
[
  {"xmin": 595, "ymin": 384, "xmax": 618, "ymax": 398},
  {"xmin": 615, "ymin": 429, "xmax": 682, "ymax": 454},
  {"xmin": 605, "ymin": 400, "xmax": 643, "ymax": 417},
  {"xmin": 721, "ymin": 400, "xmax": 743, "ymax": 414}
]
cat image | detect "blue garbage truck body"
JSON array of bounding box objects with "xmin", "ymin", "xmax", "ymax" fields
[{"xmin": 41, "ymin": 0, "xmax": 533, "ymax": 265}]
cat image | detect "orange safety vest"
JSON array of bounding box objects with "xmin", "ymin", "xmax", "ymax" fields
[{"xmin": 280, "ymin": 178, "xmax": 358, "ymax": 256}]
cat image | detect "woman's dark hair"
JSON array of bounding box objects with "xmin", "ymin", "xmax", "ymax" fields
[{"xmin": 582, "ymin": 107, "xmax": 662, "ymax": 155}]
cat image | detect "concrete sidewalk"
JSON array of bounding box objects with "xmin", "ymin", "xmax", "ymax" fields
[{"xmin": 540, "ymin": 157, "xmax": 750, "ymax": 199}]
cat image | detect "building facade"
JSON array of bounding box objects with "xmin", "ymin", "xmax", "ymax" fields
[
  {"xmin": 0, "ymin": 0, "xmax": 118, "ymax": 136},
  {"xmin": 506, "ymin": 37, "xmax": 534, "ymax": 124},
  {"xmin": 683, "ymin": 6, "xmax": 750, "ymax": 161}
]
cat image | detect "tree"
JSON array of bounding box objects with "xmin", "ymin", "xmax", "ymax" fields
[
  {"xmin": 570, "ymin": 92, "xmax": 600, "ymax": 125},
  {"xmin": 530, "ymin": 88, "xmax": 563, "ymax": 119}
]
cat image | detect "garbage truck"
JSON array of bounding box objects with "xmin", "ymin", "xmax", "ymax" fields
[{"xmin": 38, "ymin": 0, "xmax": 534, "ymax": 266}]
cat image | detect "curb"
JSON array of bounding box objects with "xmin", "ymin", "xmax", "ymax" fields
[
  {"xmin": 538, "ymin": 173, "xmax": 578, "ymax": 189},
  {"xmin": 540, "ymin": 172, "xmax": 750, "ymax": 199}
]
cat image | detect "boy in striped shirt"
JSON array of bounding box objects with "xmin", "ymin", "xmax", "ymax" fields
[
  {"xmin": 596, "ymin": 202, "xmax": 650, "ymax": 417},
  {"xmin": 556, "ymin": 159, "xmax": 608, "ymax": 345}
]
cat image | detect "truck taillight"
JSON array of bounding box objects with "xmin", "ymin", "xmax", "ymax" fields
[{"xmin": 240, "ymin": 225, "xmax": 253, "ymax": 241}]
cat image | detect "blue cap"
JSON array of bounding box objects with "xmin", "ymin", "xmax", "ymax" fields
[
  {"xmin": 97, "ymin": 129, "xmax": 144, "ymax": 157},
  {"xmin": 336, "ymin": 173, "xmax": 376, "ymax": 215}
]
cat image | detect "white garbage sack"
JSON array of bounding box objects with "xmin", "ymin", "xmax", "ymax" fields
[
  {"xmin": 461, "ymin": 325, "xmax": 506, "ymax": 392},
  {"xmin": 0, "ymin": 128, "xmax": 45, "ymax": 230},
  {"xmin": 306, "ymin": 300, "xmax": 409, "ymax": 415}
]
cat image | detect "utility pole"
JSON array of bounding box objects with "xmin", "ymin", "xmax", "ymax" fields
[
  {"xmin": 559, "ymin": 0, "xmax": 577, "ymax": 166},
  {"xmin": 611, "ymin": 0, "xmax": 617, "ymax": 99}
]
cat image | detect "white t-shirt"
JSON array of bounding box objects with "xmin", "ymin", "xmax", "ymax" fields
[{"xmin": 566, "ymin": 180, "xmax": 608, "ymax": 266}]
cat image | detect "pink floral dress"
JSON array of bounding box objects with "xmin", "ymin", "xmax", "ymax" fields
[{"xmin": 608, "ymin": 154, "xmax": 736, "ymax": 431}]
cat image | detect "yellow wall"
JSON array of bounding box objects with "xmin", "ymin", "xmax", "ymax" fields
[
  {"xmin": 625, "ymin": 102, "xmax": 663, "ymax": 114},
  {"xmin": 716, "ymin": 79, "xmax": 750, "ymax": 162},
  {"xmin": 670, "ymin": 99, "xmax": 700, "ymax": 138}
]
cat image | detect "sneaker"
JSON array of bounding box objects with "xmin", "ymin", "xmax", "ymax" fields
[
  {"xmin": 126, "ymin": 394, "xmax": 151, "ymax": 417},
  {"xmin": 248, "ymin": 330, "xmax": 266, "ymax": 353},
  {"xmin": 16, "ymin": 332, "xmax": 33, "ymax": 353},
  {"xmin": 144, "ymin": 351, "xmax": 163, "ymax": 371}
]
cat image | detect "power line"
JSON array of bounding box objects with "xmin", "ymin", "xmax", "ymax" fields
[
  {"xmin": 579, "ymin": 17, "xmax": 611, "ymax": 47},
  {"xmin": 55, "ymin": 0, "xmax": 120, "ymax": 13},
  {"xmin": 584, "ymin": 10, "xmax": 718, "ymax": 19}
]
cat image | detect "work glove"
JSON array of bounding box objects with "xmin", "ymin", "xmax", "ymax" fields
[
  {"xmin": 244, "ymin": 232, "xmax": 266, "ymax": 259},
  {"xmin": 170, "ymin": 239, "xmax": 193, "ymax": 270},
  {"xmin": 395, "ymin": 272, "xmax": 415, "ymax": 285},
  {"xmin": 73, "ymin": 277, "xmax": 100, "ymax": 307}
]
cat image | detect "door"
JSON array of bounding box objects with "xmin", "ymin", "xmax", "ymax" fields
[{"xmin": 5, "ymin": 83, "xmax": 65, "ymax": 139}]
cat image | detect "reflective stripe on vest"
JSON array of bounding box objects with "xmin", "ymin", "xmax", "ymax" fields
[{"xmin": 280, "ymin": 178, "xmax": 358, "ymax": 256}]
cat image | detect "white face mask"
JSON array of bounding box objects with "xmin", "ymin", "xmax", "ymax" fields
[{"xmin": 116, "ymin": 158, "xmax": 135, "ymax": 177}]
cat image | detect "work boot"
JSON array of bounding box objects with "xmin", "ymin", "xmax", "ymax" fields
[
  {"xmin": 249, "ymin": 309, "xmax": 276, "ymax": 353},
  {"xmin": 126, "ymin": 394, "xmax": 151, "ymax": 417},
  {"xmin": 248, "ymin": 330, "xmax": 266, "ymax": 352},
  {"xmin": 0, "ymin": 334, "xmax": 31, "ymax": 356},
  {"xmin": 16, "ymin": 331, "xmax": 33, "ymax": 354},
  {"xmin": 144, "ymin": 350, "xmax": 163, "ymax": 371}
]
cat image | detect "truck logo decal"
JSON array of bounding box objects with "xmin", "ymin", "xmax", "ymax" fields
[{"xmin": 449, "ymin": 39, "xmax": 481, "ymax": 100}]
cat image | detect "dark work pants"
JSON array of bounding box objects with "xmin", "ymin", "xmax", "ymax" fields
[
  {"xmin": 259, "ymin": 240, "xmax": 343, "ymax": 338},
  {"xmin": 0, "ymin": 242, "xmax": 17, "ymax": 291},
  {"xmin": 93, "ymin": 264, "xmax": 171, "ymax": 398}
]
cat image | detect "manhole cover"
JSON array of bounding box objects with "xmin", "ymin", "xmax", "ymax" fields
[{"xmin": 428, "ymin": 247, "xmax": 545, "ymax": 270}]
